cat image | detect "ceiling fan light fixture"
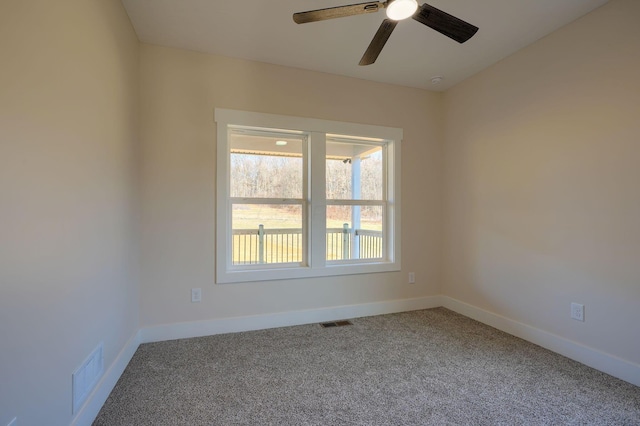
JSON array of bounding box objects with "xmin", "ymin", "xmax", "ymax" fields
[
  {"xmin": 386, "ymin": 0, "xmax": 418, "ymax": 21},
  {"xmin": 294, "ymin": 1, "xmax": 478, "ymax": 66}
]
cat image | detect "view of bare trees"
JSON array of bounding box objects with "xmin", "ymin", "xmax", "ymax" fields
[
  {"xmin": 230, "ymin": 153, "xmax": 382, "ymax": 200},
  {"xmin": 325, "ymin": 154, "xmax": 383, "ymax": 200},
  {"xmin": 230, "ymin": 154, "xmax": 303, "ymax": 199}
]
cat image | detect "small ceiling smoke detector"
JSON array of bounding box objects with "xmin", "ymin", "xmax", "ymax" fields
[{"xmin": 431, "ymin": 76, "xmax": 444, "ymax": 85}]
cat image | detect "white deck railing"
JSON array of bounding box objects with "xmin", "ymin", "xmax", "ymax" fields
[{"xmin": 232, "ymin": 225, "xmax": 382, "ymax": 265}]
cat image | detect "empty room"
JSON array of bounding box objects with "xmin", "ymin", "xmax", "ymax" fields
[{"xmin": 1, "ymin": 0, "xmax": 639, "ymax": 425}]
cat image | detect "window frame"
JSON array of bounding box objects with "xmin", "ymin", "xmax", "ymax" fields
[
  {"xmin": 325, "ymin": 137, "xmax": 388, "ymax": 263},
  {"xmin": 228, "ymin": 126, "xmax": 309, "ymax": 268},
  {"xmin": 215, "ymin": 108, "xmax": 402, "ymax": 283}
]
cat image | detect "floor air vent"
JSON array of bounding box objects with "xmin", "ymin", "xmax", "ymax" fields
[{"xmin": 320, "ymin": 320, "xmax": 352, "ymax": 328}]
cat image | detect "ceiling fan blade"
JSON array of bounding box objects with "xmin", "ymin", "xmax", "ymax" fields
[
  {"xmin": 359, "ymin": 19, "xmax": 398, "ymax": 66},
  {"xmin": 412, "ymin": 3, "xmax": 478, "ymax": 43},
  {"xmin": 293, "ymin": 2, "xmax": 384, "ymax": 24}
]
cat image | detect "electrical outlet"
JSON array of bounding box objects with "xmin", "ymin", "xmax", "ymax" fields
[
  {"xmin": 8, "ymin": 417, "xmax": 17, "ymax": 426},
  {"xmin": 191, "ymin": 288, "xmax": 202, "ymax": 303},
  {"xmin": 571, "ymin": 303, "xmax": 584, "ymax": 322},
  {"xmin": 408, "ymin": 272, "xmax": 415, "ymax": 284}
]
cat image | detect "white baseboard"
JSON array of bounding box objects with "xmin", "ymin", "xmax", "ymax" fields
[
  {"xmin": 71, "ymin": 330, "xmax": 141, "ymax": 426},
  {"xmin": 76, "ymin": 294, "xmax": 639, "ymax": 426},
  {"xmin": 140, "ymin": 295, "xmax": 442, "ymax": 343},
  {"xmin": 441, "ymin": 296, "xmax": 640, "ymax": 387}
]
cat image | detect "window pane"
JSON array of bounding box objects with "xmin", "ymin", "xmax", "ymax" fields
[
  {"xmin": 232, "ymin": 204, "xmax": 303, "ymax": 265},
  {"xmin": 230, "ymin": 131, "xmax": 303, "ymax": 199},
  {"xmin": 326, "ymin": 205, "xmax": 383, "ymax": 261},
  {"xmin": 326, "ymin": 141, "xmax": 383, "ymax": 200}
]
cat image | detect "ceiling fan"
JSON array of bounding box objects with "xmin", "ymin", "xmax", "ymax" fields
[{"xmin": 293, "ymin": 0, "xmax": 478, "ymax": 66}]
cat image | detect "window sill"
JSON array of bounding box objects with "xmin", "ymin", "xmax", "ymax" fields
[{"xmin": 216, "ymin": 261, "xmax": 401, "ymax": 284}]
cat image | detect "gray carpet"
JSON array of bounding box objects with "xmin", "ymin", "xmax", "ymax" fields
[{"xmin": 94, "ymin": 308, "xmax": 640, "ymax": 425}]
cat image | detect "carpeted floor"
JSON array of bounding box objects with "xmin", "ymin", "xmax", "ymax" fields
[{"xmin": 94, "ymin": 308, "xmax": 640, "ymax": 425}]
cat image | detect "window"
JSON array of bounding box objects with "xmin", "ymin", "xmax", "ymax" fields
[
  {"xmin": 325, "ymin": 137, "xmax": 385, "ymax": 262},
  {"xmin": 216, "ymin": 109, "xmax": 401, "ymax": 283},
  {"xmin": 229, "ymin": 128, "xmax": 307, "ymax": 266}
]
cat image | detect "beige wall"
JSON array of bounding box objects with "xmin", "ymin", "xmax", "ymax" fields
[
  {"xmin": 0, "ymin": 1, "xmax": 139, "ymax": 425},
  {"xmin": 139, "ymin": 45, "xmax": 443, "ymax": 327},
  {"xmin": 443, "ymin": 0, "xmax": 640, "ymax": 364},
  {"xmin": 4, "ymin": 0, "xmax": 638, "ymax": 423}
]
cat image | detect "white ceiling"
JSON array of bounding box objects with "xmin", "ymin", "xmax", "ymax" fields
[{"xmin": 121, "ymin": 0, "xmax": 608, "ymax": 91}]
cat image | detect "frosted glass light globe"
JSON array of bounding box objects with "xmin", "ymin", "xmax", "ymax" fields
[{"xmin": 386, "ymin": 0, "xmax": 418, "ymax": 20}]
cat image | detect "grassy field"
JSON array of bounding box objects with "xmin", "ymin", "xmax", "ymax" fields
[{"xmin": 232, "ymin": 204, "xmax": 382, "ymax": 230}]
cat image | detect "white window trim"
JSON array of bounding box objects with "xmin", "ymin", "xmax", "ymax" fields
[{"xmin": 215, "ymin": 108, "xmax": 402, "ymax": 283}]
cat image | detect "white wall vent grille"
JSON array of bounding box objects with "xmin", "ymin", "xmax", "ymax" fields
[{"xmin": 72, "ymin": 342, "xmax": 104, "ymax": 414}]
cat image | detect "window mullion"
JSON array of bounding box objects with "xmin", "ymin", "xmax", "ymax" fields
[{"xmin": 309, "ymin": 131, "xmax": 326, "ymax": 269}]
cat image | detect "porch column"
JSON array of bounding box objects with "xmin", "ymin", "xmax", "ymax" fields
[{"xmin": 351, "ymin": 156, "xmax": 361, "ymax": 259}]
